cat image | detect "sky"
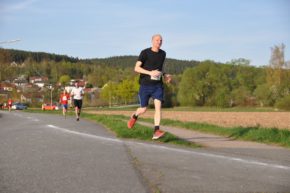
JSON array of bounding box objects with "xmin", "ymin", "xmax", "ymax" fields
[{"xmin": 0, "ymin": 0, "xmax": 289, "ymax": 66}]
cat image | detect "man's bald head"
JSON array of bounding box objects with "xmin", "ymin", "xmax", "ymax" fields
[{"xmin": 151, "ymin": 34, "xmax": 163, "ymax": 51}]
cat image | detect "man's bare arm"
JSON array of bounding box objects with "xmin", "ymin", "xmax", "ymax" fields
[{"xmin": 134, "ymin": 61, "xmax": 161, "ymax": 77}]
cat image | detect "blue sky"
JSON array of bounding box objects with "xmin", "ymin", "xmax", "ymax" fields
[{"xmin": 0, "ymin": 0, "xmax": 289, "ymax": 66}]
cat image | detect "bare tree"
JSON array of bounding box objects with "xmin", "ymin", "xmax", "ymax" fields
[{"xmin": 267, "ymin": 44, "xmax": 286, "ymax": 86}]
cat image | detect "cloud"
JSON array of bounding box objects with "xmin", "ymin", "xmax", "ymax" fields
[{"xmin": 0, "ymin": 0, "xmax": 37, "ymax": 13}]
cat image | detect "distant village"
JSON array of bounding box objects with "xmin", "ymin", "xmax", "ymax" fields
[{"xmin": 0, "ymin": 65, "xmax": 102, "ymax": 108}]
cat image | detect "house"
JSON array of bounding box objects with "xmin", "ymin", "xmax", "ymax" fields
[
  {"xmin": 21, "ymin": 93, "xmax": 44, "ymax": 103},
  {"xmin": 29, "ymin": 76, "xmax": 48, "ymax": 84},
  {"xmin": 34, "ymin": 81, "xmax": 46, "ymax": 88},
  {"xmin": 13, "ymin": 78, "xmax": 28, "ymax": 87},
  {"xmin": 0, "ymin": 90, "xmax": 9, "ymax": 100},
  {"xmin": 29, "ymin": 76, "xmax": 48, "ymax": 88},
  {"xmin": 0, "ymin": 82, "xmax": 15, "ymax": 92}
]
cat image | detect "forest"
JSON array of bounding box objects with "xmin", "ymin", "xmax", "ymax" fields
[{"xmin": 0, "ymin": 44, "xmax": 289, "ymax": 110}]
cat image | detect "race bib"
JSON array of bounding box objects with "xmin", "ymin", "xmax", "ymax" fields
[
  {"xmin": 62, "ymin": 96, "xmax": 68, "ymax": 101},
  {"xmin": 150, "ymin": 74, "xmax": 161, "ymax": 80}
]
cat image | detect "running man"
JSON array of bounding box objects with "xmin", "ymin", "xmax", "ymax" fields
[
  {"xmin": 127, "ymin": 34, "xmax": 172, "ymax": 139},
  {"xmin": 59, "ymin": 89, "xmax": 70, "ymax": 118},
  {"xmin": 7, "ymin": 98, "xmax": 13, "ymax": 112},
  {"xmin": 71, "ymin": 81, "xmax": 84, "ymax": 121}
]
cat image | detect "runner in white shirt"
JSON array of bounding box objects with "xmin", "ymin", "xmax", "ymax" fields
[{"xmin": 71, "ymin": 81, "xmax": 84, "ymax": 121}]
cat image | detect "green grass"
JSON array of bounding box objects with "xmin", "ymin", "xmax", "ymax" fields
[
  {"xmin": 24, "ymin": 109, "xmax": 200, "ymax": 148},
  {"xmin": 84, "ymin": 106, "xmax": 284, "ymax": 112},
  {"xmin": 81, "ymin": 113, "xmax": 200, "ymax": 148},
  {"xmin": 140, "ymin": 117, "xmax": 290, "ymax": 148}
]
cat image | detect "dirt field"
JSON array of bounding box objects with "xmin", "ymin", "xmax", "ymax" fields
[{"xmin": 87, "ymin": 110, "xmax": 290, "ymax": 130}]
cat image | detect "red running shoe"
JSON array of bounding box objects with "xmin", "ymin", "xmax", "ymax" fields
[
  {"xmin": 152, "ymin": 130, "xmax": 165, "ymax": 140},
  {"xmin": 127, "ymin": 116, "xmax": 137, "ymax": 128}
]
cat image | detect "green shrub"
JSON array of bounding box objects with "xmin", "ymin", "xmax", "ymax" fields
[{"xmin": 275, "ymin": 95, "xmax": 290, "ymax": 110}]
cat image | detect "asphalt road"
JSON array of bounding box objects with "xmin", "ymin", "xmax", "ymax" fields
[{"xmin": 0, "ymin": 111, "xmax": 290, "ymax": 193}]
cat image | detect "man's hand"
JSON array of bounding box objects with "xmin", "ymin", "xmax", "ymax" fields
[{"xmin": 150, "ymin": 70, "xmax": 162, "ymax": 78}]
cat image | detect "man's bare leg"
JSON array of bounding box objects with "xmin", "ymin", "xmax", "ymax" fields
[{"xmin": 154, "ymin": 99, "xmax": 161, "ymax": 126}]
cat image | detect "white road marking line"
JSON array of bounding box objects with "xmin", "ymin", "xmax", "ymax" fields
[
  {"xmin": 131, "ymin": 142, "xmax": 290, "ymax": 170},
  {"xmin": 46, "ymin": 124, "xmax": 290, "ymax": 171},
  {"xmin": 47, "ymin": 124, "xmax": 122, "ymax": 143}
]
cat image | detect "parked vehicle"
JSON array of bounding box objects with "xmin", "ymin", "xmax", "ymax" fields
[
  {"xmin": 0, "ymin": 103, "xmax": 8, "ymax": 109},
  {"xmin": 12, "ymin": 103, "xmax": 27, "ymax": 110},
  {"xmin": 42, "ymin": 103, "xmax": 59, "ymax": 110}
]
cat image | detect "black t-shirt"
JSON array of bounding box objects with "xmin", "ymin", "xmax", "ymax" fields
[{"xmin": 137, "ymin": 48, "xmax": 166, "ymax": 85}]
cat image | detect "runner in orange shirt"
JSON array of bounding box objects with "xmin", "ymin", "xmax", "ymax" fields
[
  {"xmin": 59, "ymin": 90, "xmax": 70, "ymax": 118},
  {"xmin": 7, "ymin": 98, "xmax": 13, "ymax": 112}
]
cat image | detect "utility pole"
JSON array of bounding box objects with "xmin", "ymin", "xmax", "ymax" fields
[{"xmin": 49, "ymin": 84, "xmax": 53, "ymax": 107}]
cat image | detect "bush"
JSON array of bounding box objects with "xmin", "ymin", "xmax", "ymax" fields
[
  {"xmin": 215, "ymin": 88, "xmax": 231, "ymax": 108},
  {"xmin": 275, "ymin": 95, "xmax": 290, "ymax": 110}
]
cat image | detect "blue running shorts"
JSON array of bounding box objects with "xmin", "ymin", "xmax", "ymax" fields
[{"xmin": 138, "ymin": 84, "xmax": 164, "ymax": 107}]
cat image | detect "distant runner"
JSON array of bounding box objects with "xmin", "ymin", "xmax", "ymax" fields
[
  {"xmin": 59, "ymin": 89, "xmax": 70, "ymax": 118},
  {"xmin": 127, "ymin": 34, "xmax": 172, "ymax": 139},
  {"xmin": 7, "ymin": 98, "xmax": 13, "ymax": 112},
  {"xmin": 71, "ymin": 81, "xmax": 84, "ymax": 121}
]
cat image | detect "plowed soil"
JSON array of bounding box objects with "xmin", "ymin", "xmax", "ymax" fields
[{"xmin": 87, "ymin": 110, "xmax": 290, "ymax": 130}]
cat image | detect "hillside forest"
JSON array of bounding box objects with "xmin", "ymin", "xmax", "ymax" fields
[{"xmin": 0, "ymin": 44, "xmax": 289, "ymax": 110}]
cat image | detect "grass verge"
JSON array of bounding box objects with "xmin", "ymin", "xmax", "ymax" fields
[
  {"xmin": 148, "ymin": 117, "xmax": 290, "ymax": 148},
  {"xmin": 83, "ymin": 113, "xmax": 200, "ymax": 148},
  {"xmin": 24, "ymin": 109, "xmax": 200, "ymax": 148}
]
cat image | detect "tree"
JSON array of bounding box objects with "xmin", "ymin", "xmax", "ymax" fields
[
  {"xmin": 214, "ymin": 87, "xmax": 231, "ymax": 107},
  {"xmin": 59, "ymin": 75, "xmax": 71, "ymax": 86},
  {"xmin": 163, "ymin": 83, "xmax": 177, "ymax": 107},
  {"xmin": 236, "ymin": 66, "xmax": 259, "ymax": 93},
  {"xmin": 254, "ymin": 84, "xmax": 273, "ymax": 106},
  {"xmin": 178, "ymin": 61, "xmax": 233, "ymax": 106},
  {"xmin": 0, "ymin": 49, "xmax": 11, "ymax": 81},
  {"xmin": 267, "ymin": 44, "xmax": 286, "ymax": 87},
  {"xmin": 266, "ymin": 44, "xmax": 290, "ymax": 106},
  {"xmin": 100, "ymin": 81, "xmax": 119, "ymax": 107},
  {"xmin": 117, "ymin": 77, "xmax": 139, "ymax": 105},
  {"xmin": 231, "ymin": 86, "xmax": 252, "ymax": 106},
  {"xmin": 228, "ymin": 58, "xmax": 250, "ymax": 66},
  {"xmin": 177, "ymin": 68, "xmax": 198, "ymax": 106},
  {"xmin": 275, "ymin": 95, "xmax": 290, "ymax": 110}
]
